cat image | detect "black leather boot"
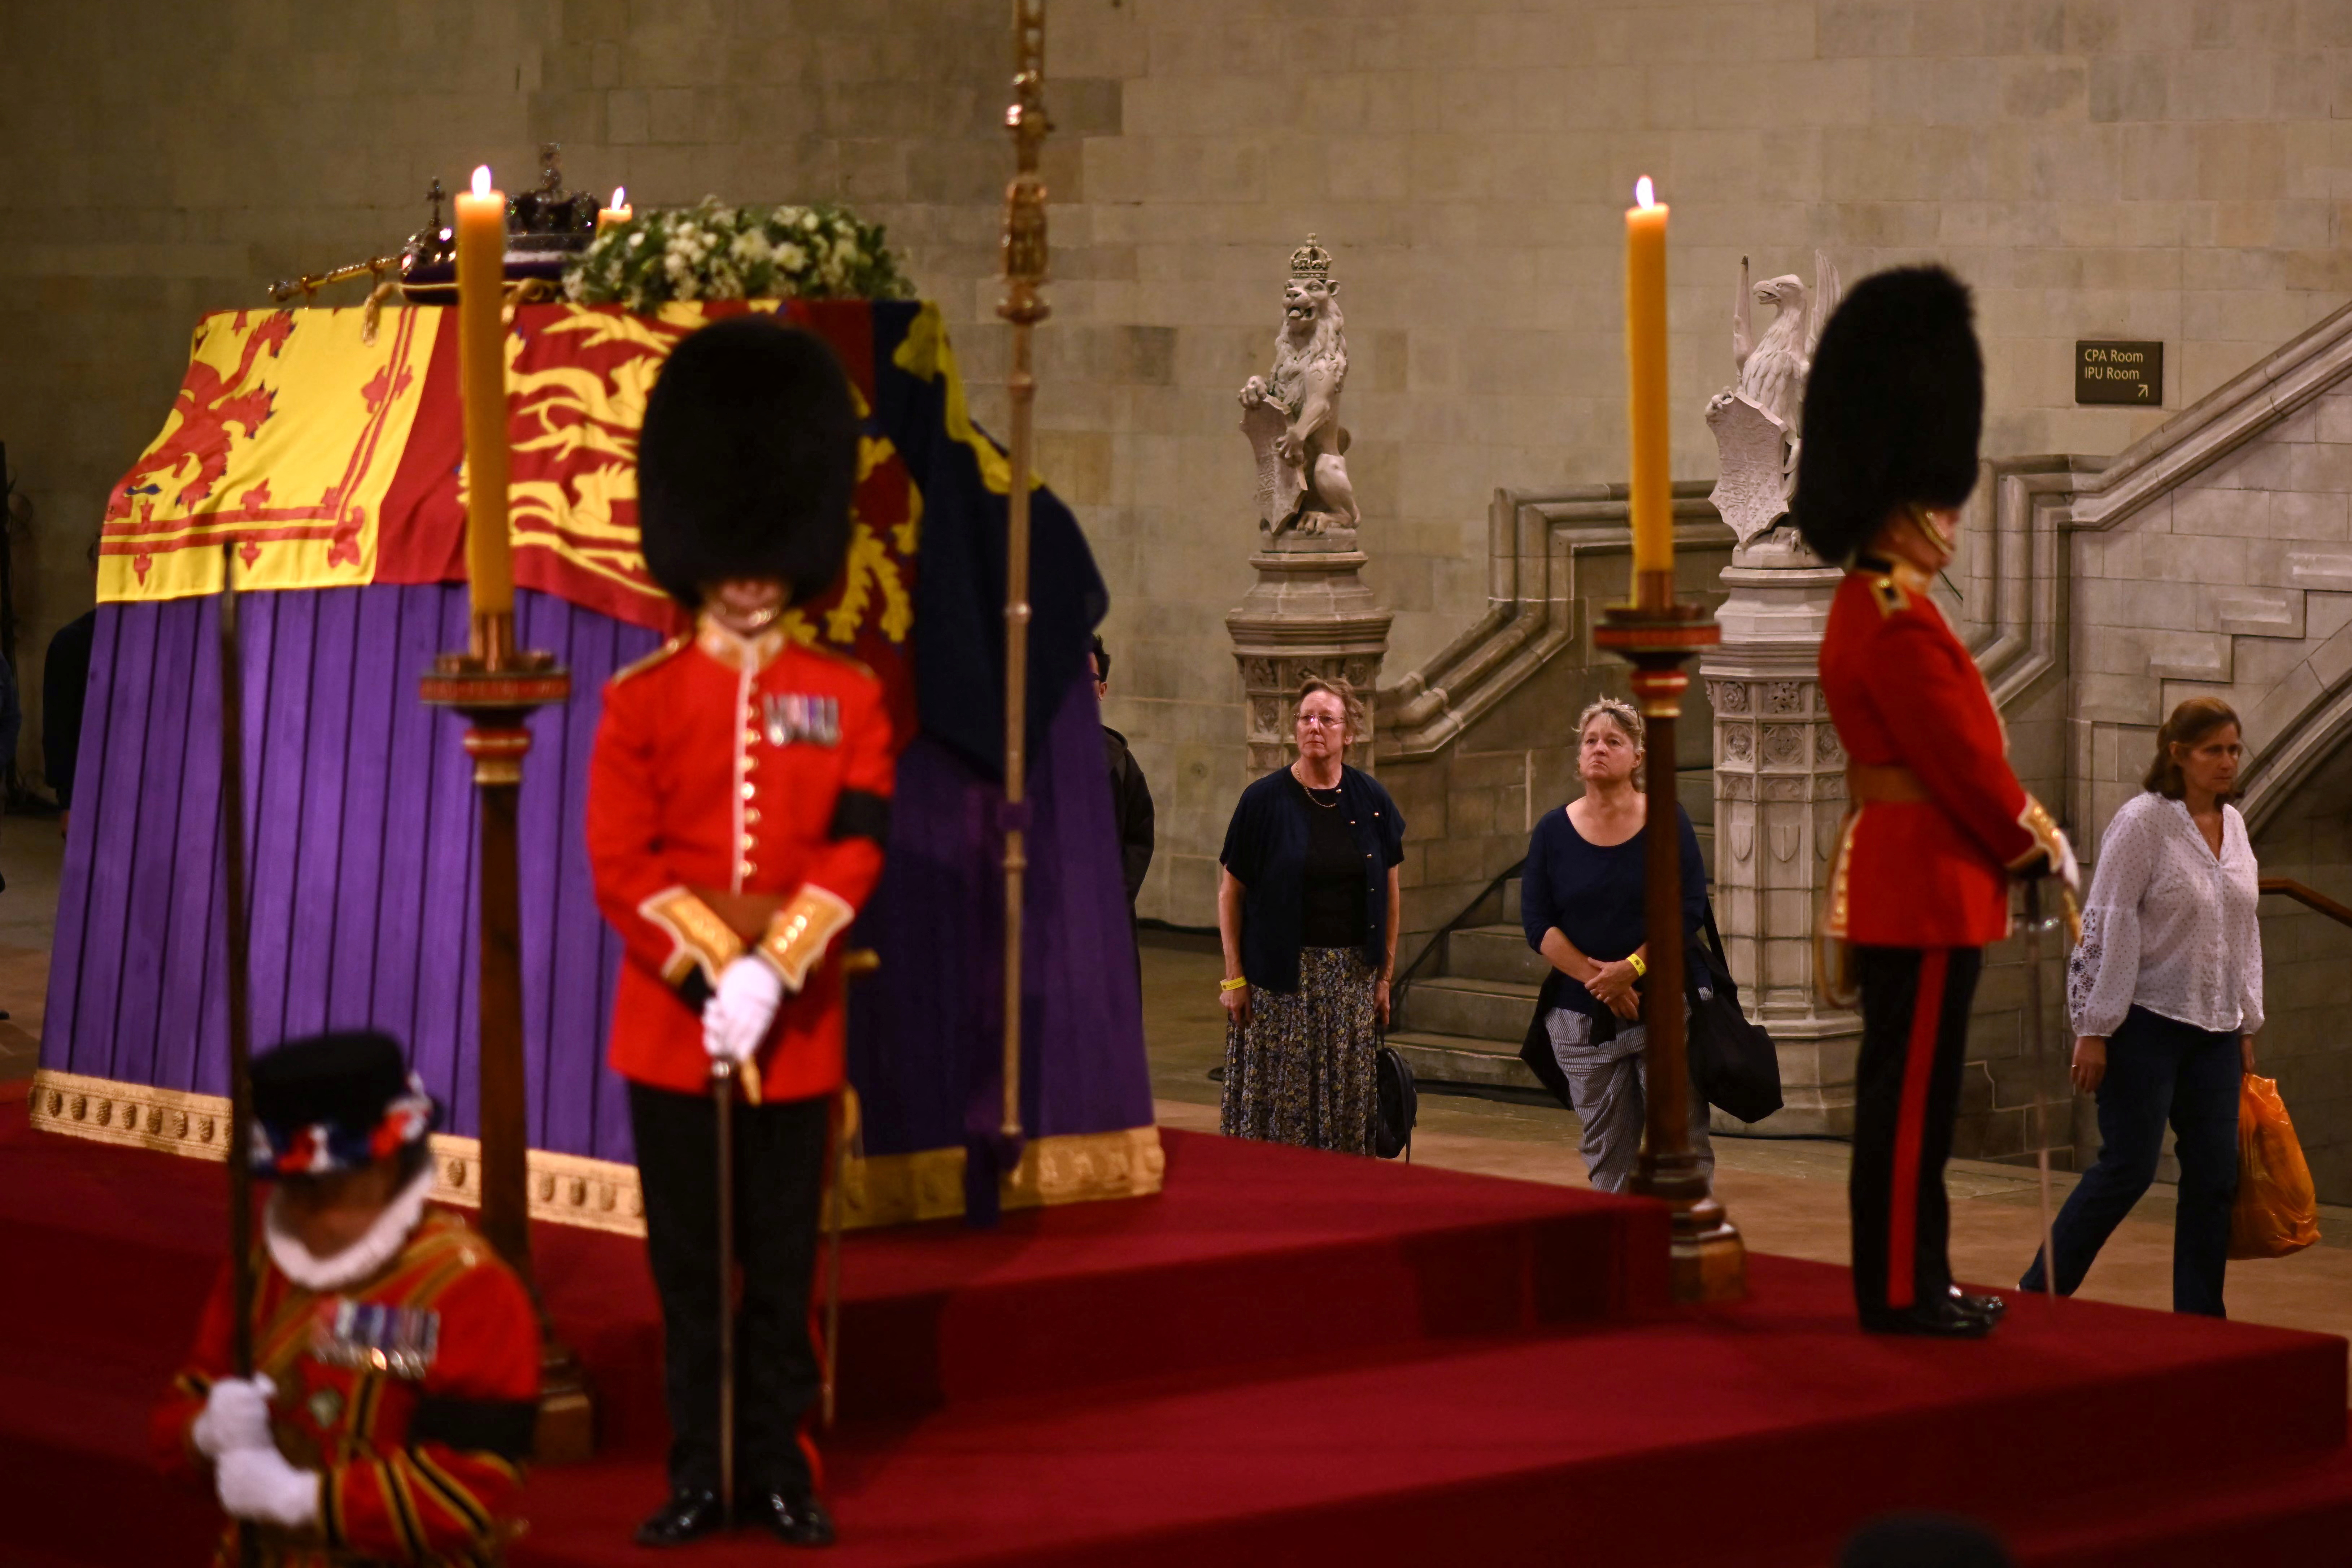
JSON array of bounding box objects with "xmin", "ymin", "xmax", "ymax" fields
[
  {"xmin": 635, "ymin": 1488, "xmax": 729, "ymax": 1547},
  {"xmin": 746, "ymin": 1488, "xmax": 837, "ymax": 1547},
  {"xmin": 1950, "ymin": 1285, "xmax": 2006, "ymax": 1324},
  {"xmin": 1859, "ymin": 1297, "xmax": 1995, "ymax": 1337}
]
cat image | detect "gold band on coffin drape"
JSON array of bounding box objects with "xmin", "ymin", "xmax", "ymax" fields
[{"xmin": 27, "ymin": 1067, "xmax": 1164, "ymax": 1238}]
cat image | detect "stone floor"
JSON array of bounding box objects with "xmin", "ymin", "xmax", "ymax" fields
[{"xmin": 1139, "ymin": 930, "xmax": 2352, "ymax": 1359}]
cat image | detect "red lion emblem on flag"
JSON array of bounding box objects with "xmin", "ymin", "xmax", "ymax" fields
[{"xmin": 104, "ymin": 310, "xmax": 296, "ymax": 523}]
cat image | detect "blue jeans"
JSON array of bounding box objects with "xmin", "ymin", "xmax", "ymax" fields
[{"xmin": 2020, "ymin": 1005, "xmax": 2242, "ymax": 1316}]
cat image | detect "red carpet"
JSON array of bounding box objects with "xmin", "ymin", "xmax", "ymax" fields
[{"xmin": 4, "ymin": 1101, "xmax": 2348, "ymax": 1565}]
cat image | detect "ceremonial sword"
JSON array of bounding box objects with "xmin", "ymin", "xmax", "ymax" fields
[
  {"xmin": 2022, "ymin": 878, "xmax": 2080, "ymax": 1302},
  {"xmin": 712, "ymin": 1057, "xmax": 738, "ymax": 1521}
]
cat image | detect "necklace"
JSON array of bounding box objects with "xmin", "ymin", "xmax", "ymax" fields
[{"xmin": 1293, "ymin": 765, "xmax": 1342, "ymax": 806}]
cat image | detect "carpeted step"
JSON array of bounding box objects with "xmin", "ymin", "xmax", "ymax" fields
[
  {"xmin": 16, "ymin": 1109, "xmax": 2352, "ymax": 1568},
  {"xmin": 1, "ymin": 1113, "xmax": 1671, "ymax": 1445},
  {"xmin": 505, "ymin": 1254, "xmax": 2352, "ymax": 1568},
  {"xmin": 2003, "ymin": 1419, "xmax": 2352, "ymax": 1568}
]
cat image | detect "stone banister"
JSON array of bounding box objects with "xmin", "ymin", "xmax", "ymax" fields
[{"xmin": 1377, "ymin": 481, "xmax": 1728, "ymax": 761}]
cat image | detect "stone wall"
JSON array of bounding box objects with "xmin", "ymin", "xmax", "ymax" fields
[
  {"xmin": 2252, "ymin": 738, "xmax": 2352, "ymax": 1206},
  {"xmin": 14, "ymin": 1, "xmax": 2352, "ymax": 924}
]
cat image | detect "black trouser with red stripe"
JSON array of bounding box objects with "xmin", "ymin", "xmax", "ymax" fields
[{"xmin": 1850, "ymin": 945, "xmax": 1984, "ymax": 1318}]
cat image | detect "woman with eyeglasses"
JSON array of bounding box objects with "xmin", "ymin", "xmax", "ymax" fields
[
  {"xmin": 1216, "ymin": 676, "xmax": 1405, "ymax": 1153},
  {"xmin": 2020, "ymin": 696, "xmax": 2263, "ymax": 1316}
]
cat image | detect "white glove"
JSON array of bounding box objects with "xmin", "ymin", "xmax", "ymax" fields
[
  {"xmin": 2050, "ymin": 828, "xmax": 2081, "ymax": 897},
  {"xmin": 192, "ymin": 1374, "xmax": 276, "ymax": 1459},
  {"xmin": 702, "ymin": 956, "xmax": 785, "ymax": 1065},
  {"xmin": 215, "ymin": 1444, "xmax": 321, "ymax": 1529}
]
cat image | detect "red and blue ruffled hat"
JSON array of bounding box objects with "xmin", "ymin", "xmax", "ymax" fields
[{"xmin": 248, "ymin": 1030, "xmax": 439, "ymax": 1180}]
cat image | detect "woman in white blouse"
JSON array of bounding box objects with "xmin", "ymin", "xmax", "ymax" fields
[{"xmin": 2019, "ymin": 697, "xmax": 2261, "ymax": 1316}]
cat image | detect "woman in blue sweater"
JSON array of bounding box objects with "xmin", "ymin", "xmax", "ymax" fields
[{"xmin": 1516, "ymin": 697, "xmax": 1709, "ymax": 1191}]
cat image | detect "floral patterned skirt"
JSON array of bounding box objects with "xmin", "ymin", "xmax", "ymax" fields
[{"xmin": 1221, "ymin": 946, "xmax": 1378, "ymax": 1155}]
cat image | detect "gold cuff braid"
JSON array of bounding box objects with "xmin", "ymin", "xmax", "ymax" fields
[
  {"xmin": 756, "ymin": 886, "xmax": 856, "ymax": 991},
  {"xmin": 638, "ymin": 886, "xmax": 745, "ymax": 988},
  {"xmin": 2006, "ymin": 795, "xmax": 2065, "ymax": 874}
]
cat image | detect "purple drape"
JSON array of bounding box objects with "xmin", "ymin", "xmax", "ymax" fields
[{"xmin": 41, "ymin": 584, "xmax": 1152, "ymax": 1167}]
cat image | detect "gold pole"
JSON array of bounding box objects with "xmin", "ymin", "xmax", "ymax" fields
[{"xmin": 996, "ymin": 0, "xmax": 1050, "ymax": 1142}]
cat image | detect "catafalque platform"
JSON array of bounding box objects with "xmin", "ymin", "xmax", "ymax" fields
[{"xmin": 3, "ymin": 1085, "xmax": 2348, "ymax": 1567}]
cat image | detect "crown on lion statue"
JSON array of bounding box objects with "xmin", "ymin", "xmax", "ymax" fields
[{"xmin": 1289, "ymin": 233, "xmax": 1333, "ymax": 282}]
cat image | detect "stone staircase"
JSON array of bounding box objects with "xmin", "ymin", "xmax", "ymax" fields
[{"xmin": 1386, "ymin": 870, "xmax": 1548, "ymax": 1092}]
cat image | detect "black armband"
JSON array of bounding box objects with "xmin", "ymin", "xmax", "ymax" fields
[
  {"xmin": 828, "ymin": 789, "xmax": 891, "ymax": 845},
  {"xmin": 408, "ymin": 1395, "xmax": 539, "ymax": 1462}
]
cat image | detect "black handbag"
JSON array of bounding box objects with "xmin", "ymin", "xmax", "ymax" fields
[
  {"xmin": 1685, "ymin": 902, "xmax": 1783, "ymax": 1125},
  {"xmin": 1374, "ymin": 1043, "xmax": 1417, "ymax": 1160}
]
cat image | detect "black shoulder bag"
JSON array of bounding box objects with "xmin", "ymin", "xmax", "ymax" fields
[
  {"xmin": 1685, "ymin": 902, "xmax": 1783, "ymax": 1125},
  {"xmin": 1374, "ymin": 1041, "xmax": 1418, "ymax": 1160}
]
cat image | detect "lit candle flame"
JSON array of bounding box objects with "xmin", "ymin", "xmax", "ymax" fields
[
  {"xmin": 1634, "ymin": 175, "xmax": 1657, "ymax": 209},
  {"xmin": 472, "ymin": 165, "xmax": 493, "ymax": 198},
  {"xmin": 610, "ymin": 186, "xmax": 626, "ymax": 209}
]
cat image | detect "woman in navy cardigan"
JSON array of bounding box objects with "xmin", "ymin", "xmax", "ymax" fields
[
  {"xmin": 1517, "ymin": 697, "xmax": 1708, "ymax": 1191},
  {"xmin": 1216, "ymin": 678, "xmax": 1406, "ymax": 1153}
]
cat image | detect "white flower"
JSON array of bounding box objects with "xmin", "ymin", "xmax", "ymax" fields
[
  {"xmin": 800, "ymin": 211, "xmax": 819, "ymax": 232},
  {"xmin": 628, "ymin": 231, "xmax": 645, "ymax": 249},
  {"xmin": 729, "ymin": 229, "xmax": 772, "ymax": 264},
  {"xmin": 775, "ymin": 241, "xmax": 807, "ymax": 273}
]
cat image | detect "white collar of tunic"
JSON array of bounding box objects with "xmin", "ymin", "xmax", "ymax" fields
[{"xmin": 262, "ymin": 1163, "xmax": 437, "ymax": 1294}]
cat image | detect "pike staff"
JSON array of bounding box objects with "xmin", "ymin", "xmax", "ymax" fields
[
  {"xmin": 996, "ymin": 0, "xmax": 1049, "ymax": 1148},
  {"xmin": 217, "ymin": 541, "xmax": 260, "ymax": 1568}
]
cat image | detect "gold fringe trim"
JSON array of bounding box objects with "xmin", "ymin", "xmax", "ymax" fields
[{"xmin": 26, "ymin": 1067, "xmax": 1163, "ymax": 1238}]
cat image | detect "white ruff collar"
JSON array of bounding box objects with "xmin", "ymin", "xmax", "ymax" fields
[{"xmin": 263, "ymin": 1163, "xmax": 437, "ymax": 1294}]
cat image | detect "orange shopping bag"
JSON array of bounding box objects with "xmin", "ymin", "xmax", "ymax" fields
[{"xmin": 2228, "ymin": 1075, "xmax": 2320, "ymax": 1260}]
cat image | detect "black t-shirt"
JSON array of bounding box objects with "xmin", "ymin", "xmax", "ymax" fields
[{"xmin": 1294, "ymin": 775, "xmax": 1367, "ymax": 947}]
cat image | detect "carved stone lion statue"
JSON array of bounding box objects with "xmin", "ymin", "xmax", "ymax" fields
[{"xmin": 1238, "ymin": 235, "xmax": 1358, "ymax": 536}]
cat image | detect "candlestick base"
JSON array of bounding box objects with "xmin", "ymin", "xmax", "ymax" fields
[
  {"xmin": 1599, "ymin": 597, "xmax": 1744, "ymax": 1305},
  {"xmin": 420, "ymin": 638, "xmax": 587, "ymax": 1455}
]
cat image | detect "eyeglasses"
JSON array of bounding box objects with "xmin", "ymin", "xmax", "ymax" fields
[{"xmin": 1297, "ymin": 715, "xmax": 1346, "ymax": 729}]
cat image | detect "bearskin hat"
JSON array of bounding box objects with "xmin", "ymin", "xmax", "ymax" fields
[
  {"xmin": 637, "ymin": 314, "xmax": 860, "ymax": 611},
  {"xmin": 1792, "ymin": 266, "xmax": 1983, "ymax": 565},
  {"xmin": 249, "ymin": 1029, "xmax": 438, "ymax": 1180}
]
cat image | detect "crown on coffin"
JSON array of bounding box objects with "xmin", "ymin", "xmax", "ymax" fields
[{"xmin": 1289, "ymin": 233, "xmax": 1333, "ymax": 282}]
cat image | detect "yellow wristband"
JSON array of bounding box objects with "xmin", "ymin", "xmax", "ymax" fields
[
  {"xmin": 1220, "ymin": 977, "xmax": 1249, "ymax": 992},
  {"xmin": 1626, "ymin": 952, "xmax": 1647, "ymax": 979}
]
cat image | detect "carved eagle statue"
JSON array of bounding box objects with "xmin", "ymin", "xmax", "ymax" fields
[
  {"xmin": 1732, "ymin": 256, "xmax": 1837, "ymax": 438},
  {"xmin": 1707, "ymin": 251, "xmax": 1842, "ymax": 547}
]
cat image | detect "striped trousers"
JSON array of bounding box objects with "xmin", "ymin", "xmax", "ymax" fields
[{"xmin": 1849, "ymin": 945, "xmax": 1985, "ymax": 1317}]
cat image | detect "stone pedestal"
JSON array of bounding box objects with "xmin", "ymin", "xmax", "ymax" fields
[
  {"xmin": 1702, "ymin": 528, "xmax": 1862, "ymax": 1136},
  {"xmin": 1227, "ymin": 525, "xmax": 1393, "ymax": 773}
]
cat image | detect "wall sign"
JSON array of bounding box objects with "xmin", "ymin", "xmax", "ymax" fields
[{"xmin": 2076, "ymin": 340, "xmax": 2162, "ymax": 405}]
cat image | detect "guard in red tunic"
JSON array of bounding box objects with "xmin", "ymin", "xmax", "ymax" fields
[
  {"xmin": 1796, "ymin": 268, "xmax": 2078, "ymax": 1337},
  {"xmin": 586, "ymin": 316, "xmax": 892, "ymax": 1547},
  {"xmin": 155, "ymin": 1031, "xmax": 540, "ymax": 1567}
]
